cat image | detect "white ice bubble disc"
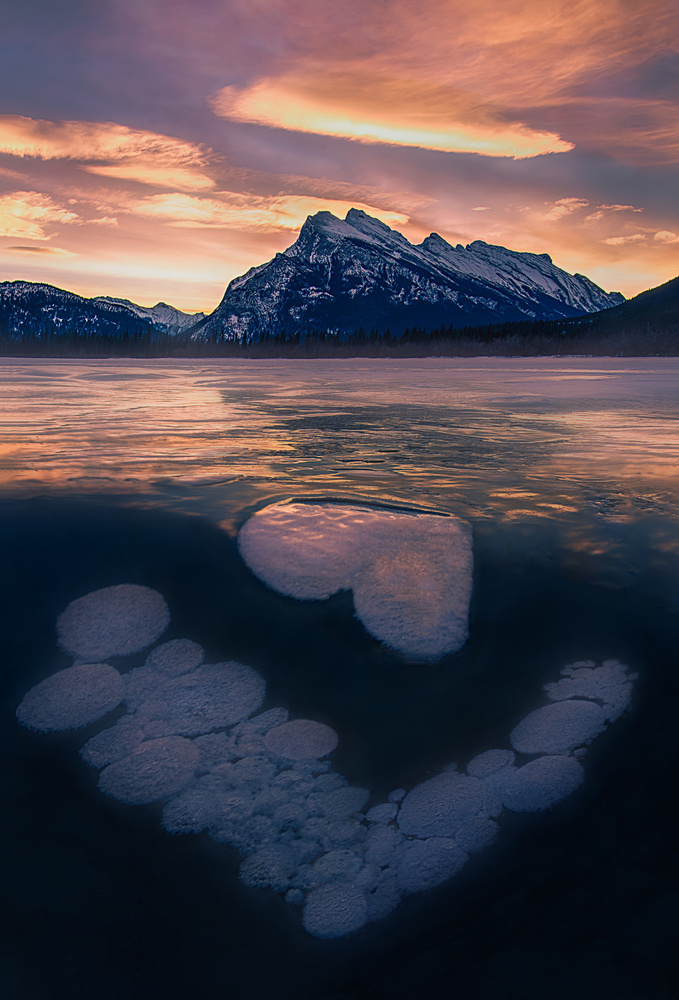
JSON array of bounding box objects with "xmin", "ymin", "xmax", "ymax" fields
[
  {"xmin": 125, "ymin": 661, "xmax": 266, "ymax": 736},
  {"xmin": 264, "ymin": 719, "xmax": 339, "ymax": 760},
  {"xmin": 493, "ymin": 755, "xmax": 585, "ymax": 813},
  {"xmin": 397, "ymin": 770, "xmax": 501, "ymax": 846},
  {"xmin": 98, "ymin": 736, "xmax": 199, "ymax": 804},
  {"xmin": 144, "ymin": 639, "xmax": 204, "ymax": 676},
  {"xmin": 394, "ymin": 837, "xmax": 468, "ymax": 894},
  {"xmin": 544, "ymin": 659, "xmax": 635, "ymax": 722},
  {"xmin": 510, "ymin": 700, "xmax": 607, "ymax": 755},
  {"xmin": 57, "ymin": 584, "xmax": 170, "ymax": 659},
  {"xmin": 16, "ymin": 663, "xmax": 124, "ymax": 731},
  {"xmin": 467, "ymin": 749, "xmax": 515, "ymax": 778},
  {"xmin": 238, "ymin": 501, "xmax": 473, "ymax": 660},
  {"xmin": 302, "ymin": 882, "xmax": 368, "ymax": 939}
]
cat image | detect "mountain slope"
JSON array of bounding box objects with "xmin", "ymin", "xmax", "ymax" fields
[
  {"xmin": 0, "ymin": 281, "xmax": 157, "ymax": 342},
  {"xmin": 197, "ymin": 209, "xmax": 624, "ymax": 342},
  {"xmin": 93, "ymin": 296, "xmax": 206, "ymax": 335}
]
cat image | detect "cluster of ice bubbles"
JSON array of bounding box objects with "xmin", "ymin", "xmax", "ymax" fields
[
  {"xmin": 16, "ymin": 582, "xmax": 636, "ymax": 939},
  {"xmin": 237, "ymin": 501, "xmax": 474, "ymax": 660}
]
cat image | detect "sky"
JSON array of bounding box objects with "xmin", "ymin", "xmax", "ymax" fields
[{"xmin": 0, "ymin": 0, "xmax": 678, "ymax": 313}]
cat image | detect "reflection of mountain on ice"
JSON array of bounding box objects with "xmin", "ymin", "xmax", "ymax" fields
[{"xmin": 17, "ymin": 579, "xmax": 635, "ymax": 939}]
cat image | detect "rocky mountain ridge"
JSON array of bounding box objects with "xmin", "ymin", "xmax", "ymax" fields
[{"xmin": 196, "ymin": 208, "xmax": 624, "ymax": 342}]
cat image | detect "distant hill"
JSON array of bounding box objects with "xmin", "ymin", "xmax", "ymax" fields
[
  {"xmin": 92, "ymin": 296, "xmax": 206, "ymax": 336},
  {"xmin": 0, "ymin": 281, "xmax": 204, "ymax": 355},
  {"xmin": 194, "ymin": 208, "xmax": 624, "ymax": 343}
]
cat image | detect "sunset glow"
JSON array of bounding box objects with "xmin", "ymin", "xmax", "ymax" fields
[{"xmin": 0, "ymin": 1, "xmax": 677, "ymax": 310}]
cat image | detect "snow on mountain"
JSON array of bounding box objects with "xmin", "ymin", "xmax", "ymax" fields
[
  {"xmin": 93, "ymin": 296, "xmax": 206, "ymax": 335},
  {"xmin": 0, "ymin": 281, "xmax": 156, "ymax": 341},
  {"xmin": 0, "ymin": 280, "xmax": 204, "ymax": 344},
  {"xmin": 198, "ymin": 208, "xmax": 624, "ymax": 343}
]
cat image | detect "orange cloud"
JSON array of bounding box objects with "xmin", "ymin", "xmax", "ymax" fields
[
  {"xmin": 212, "ymin": 75, "xmax": 573, "ymax": 158},
  {"xmin": 0, "ymin": 115, "xmax": 215, "ymax": 190},
  {"xmin": 124, "ymin": 192, "xmax": 409, "ymax": 231},
  {"xmin": 0, "ymin": 191, "xmax": 79, "ymax": 240},
  {"xmin": 208, "ymin": 0, "xmax": 678, "ymax": 163}
]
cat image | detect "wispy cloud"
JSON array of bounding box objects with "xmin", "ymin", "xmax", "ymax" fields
[
  {"xmin": 5, "ymin": 245, "xmax": 76, "ymax": 256},
  {"xmin": 0, "ymin": 115, "xmax": 215, "ymax": 190},
  {"xmin": 543, "ymin": 198, "xmax": 590, "ymax": 220},
  {"xmin": 0, "ymin": 191, "xmax": 79, "ymax": 240},
  {"xmin": 603, "ymin": 233, "xmax": 646, "ymax": 245},
  {"xmin": 653, "ymin": 230, "xmax": 679, "ymax": 244},
  {"xmin": 212, "ymin": 75, "xmax": 573, "ymax": 159},
  {"xmin": 121, "ymin": 192, "xmax": 409, "ymax": 231}
]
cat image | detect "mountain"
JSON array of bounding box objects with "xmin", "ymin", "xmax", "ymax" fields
[
  {"xmin": 195, "ymin": 209, "xmax": 624, "ymax": 343},
  {"xmin": 92, "ymin": 296, "xmax": 206, "ymax": 335},
  {"xmin": 0, "ymin": 281, "xmax": 205, "ymax": 352},
  {"xmin": 0, "ymin": 281, "xmax": 156, "ymax": 342}
]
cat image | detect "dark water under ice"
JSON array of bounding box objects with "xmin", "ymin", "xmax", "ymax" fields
[{"xmin": 1, "ymin": 358, "xmax": 678, "ymax": 999}]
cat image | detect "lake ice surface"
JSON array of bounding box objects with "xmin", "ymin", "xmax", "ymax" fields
[{"xmin": 1, "ymin": 357, "xmax": 677, "ymax": 997}]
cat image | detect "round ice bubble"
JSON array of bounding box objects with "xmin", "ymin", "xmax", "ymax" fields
[
  {"xmin": 98, "ymin": 736, "xmax": 199, "ymax": 804},
  {"xmin": 144, "ymin": 639, "xmax": 204, "ymax": 676},
  {"xmin": 302, "ymin": 882, "xmax": 368, "ymax": 939},
  {"xmin": 16, "ymin": 663, "xmax": 124, "ymax": 731},
  {"xmin": 394, "ymin": 837, "xmax": 468, "ymax": 894},
  {"xmin": 264, "ymin": 719, "xmax": 339, "ymax": 760},
  {"xmin": 126, "ymin": 662, "xmax": 266, "ymax": 736},
  {"xmin": 397, "ymin": 770, "xmax": 500, "ymax": 840},
  {"xmin": 510, "ymin": 700, "xmax": 607, "ymax": 755},
  {"xmin": 57, "ymin": 584, "xmax": 170, "ymax": 660},
  {"xmin": 494, "ymin": 755, "xmax": 585, "ymax": 812}
]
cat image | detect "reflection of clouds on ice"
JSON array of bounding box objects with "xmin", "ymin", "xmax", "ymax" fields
[
  {"xmin": 17, "ymin": 584, "xmax": 636, "ymax": 939},
  {"xmin": 237, "ymin": 501, "xmax": 473, "ymax": 660}
]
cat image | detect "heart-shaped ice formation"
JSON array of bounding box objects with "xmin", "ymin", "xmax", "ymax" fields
[
  {"xmin": 16, "ymin": 584, "xmax": 636, "ymax": 940},
  {"xmin": 237, "ymin": 501, "xmax": 473, "ymax": 660}
]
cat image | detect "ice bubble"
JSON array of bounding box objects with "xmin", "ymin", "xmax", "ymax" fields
[
  {"xmin": 365, "ymin": 802, "xmax": 398, "ymax": 824},
  {"xmin": 510, "ymin": 700, "xmax": 607, "ymax": 755},
  {"xmin": 312, "ymin": 849, "xmax": 363, "ymax": 880},
  {"xmin": 80, "ymin": 717, "xmax": 145, "ymax": 767},
  {"xmin": 238, "ymin": 501, "xmax": 473, "ymax": 660},
  {"xmin": 264, "ymin": 719, "xmax": 339, "ymax": 760},
  {"xmin": 16, "ymin": 663, "xmax": 124, "ymax": 732},
  {"xmin": 144, "ymin": 639, "xmax": 204, "ymax": 676},
  {"xmin": 302, "ymin": 882, "xmax": 368, "ymax": 939},
  {"xmin": 56, "ymin": 584, "xmax": 170, "ymax": 660},
  {"xmin": 493, "ymin": 755, "xmax": 585, "ymax": 812},
  {"xmin": 364, "ymin": 825, "xmax": 403, "ymax": 867},
  {"xmin": 160, "ymin": 784, "xmax": 227, "ymax": 834},
  {"xmin": 98, "ymin": 736, "xmax": 199, "ymax": 804},
  {"xmin": 310, "ymin": 786, "xmax": 370, "ymax": 821},
  {"xmin": 239, "ymin": 846, "xmax": 298, "ymax": 892},
  {"xmin": 397, "ymin": 771, "xmax": 501, "ymax": 841},
  {"xmin": 394, "ymin": 837, "xmax": 468, "ymax": 894},
  {"xmin": 365, "ymin": 870, "xmax": 402, "ymax": 921},
  {"xmin": 544, "ymin": 659, "xmax": 635, "ymax": 722},
  {"xmin": 126, "ymin": 661, "xmax": 266, "ymax": 736},
  {"xmin": 467, "ymin": 749, "xmax": 515, "ymax": 779}
]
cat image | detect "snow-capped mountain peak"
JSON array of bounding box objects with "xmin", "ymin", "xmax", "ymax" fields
[{"xmin": 197, "ymin": 209, "xmax": 623, "ymax": 343}]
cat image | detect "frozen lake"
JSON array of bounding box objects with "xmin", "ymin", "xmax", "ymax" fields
[{"xmin": 1, "ymin": 357, "xmax": 678, "ymax": 1000}]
